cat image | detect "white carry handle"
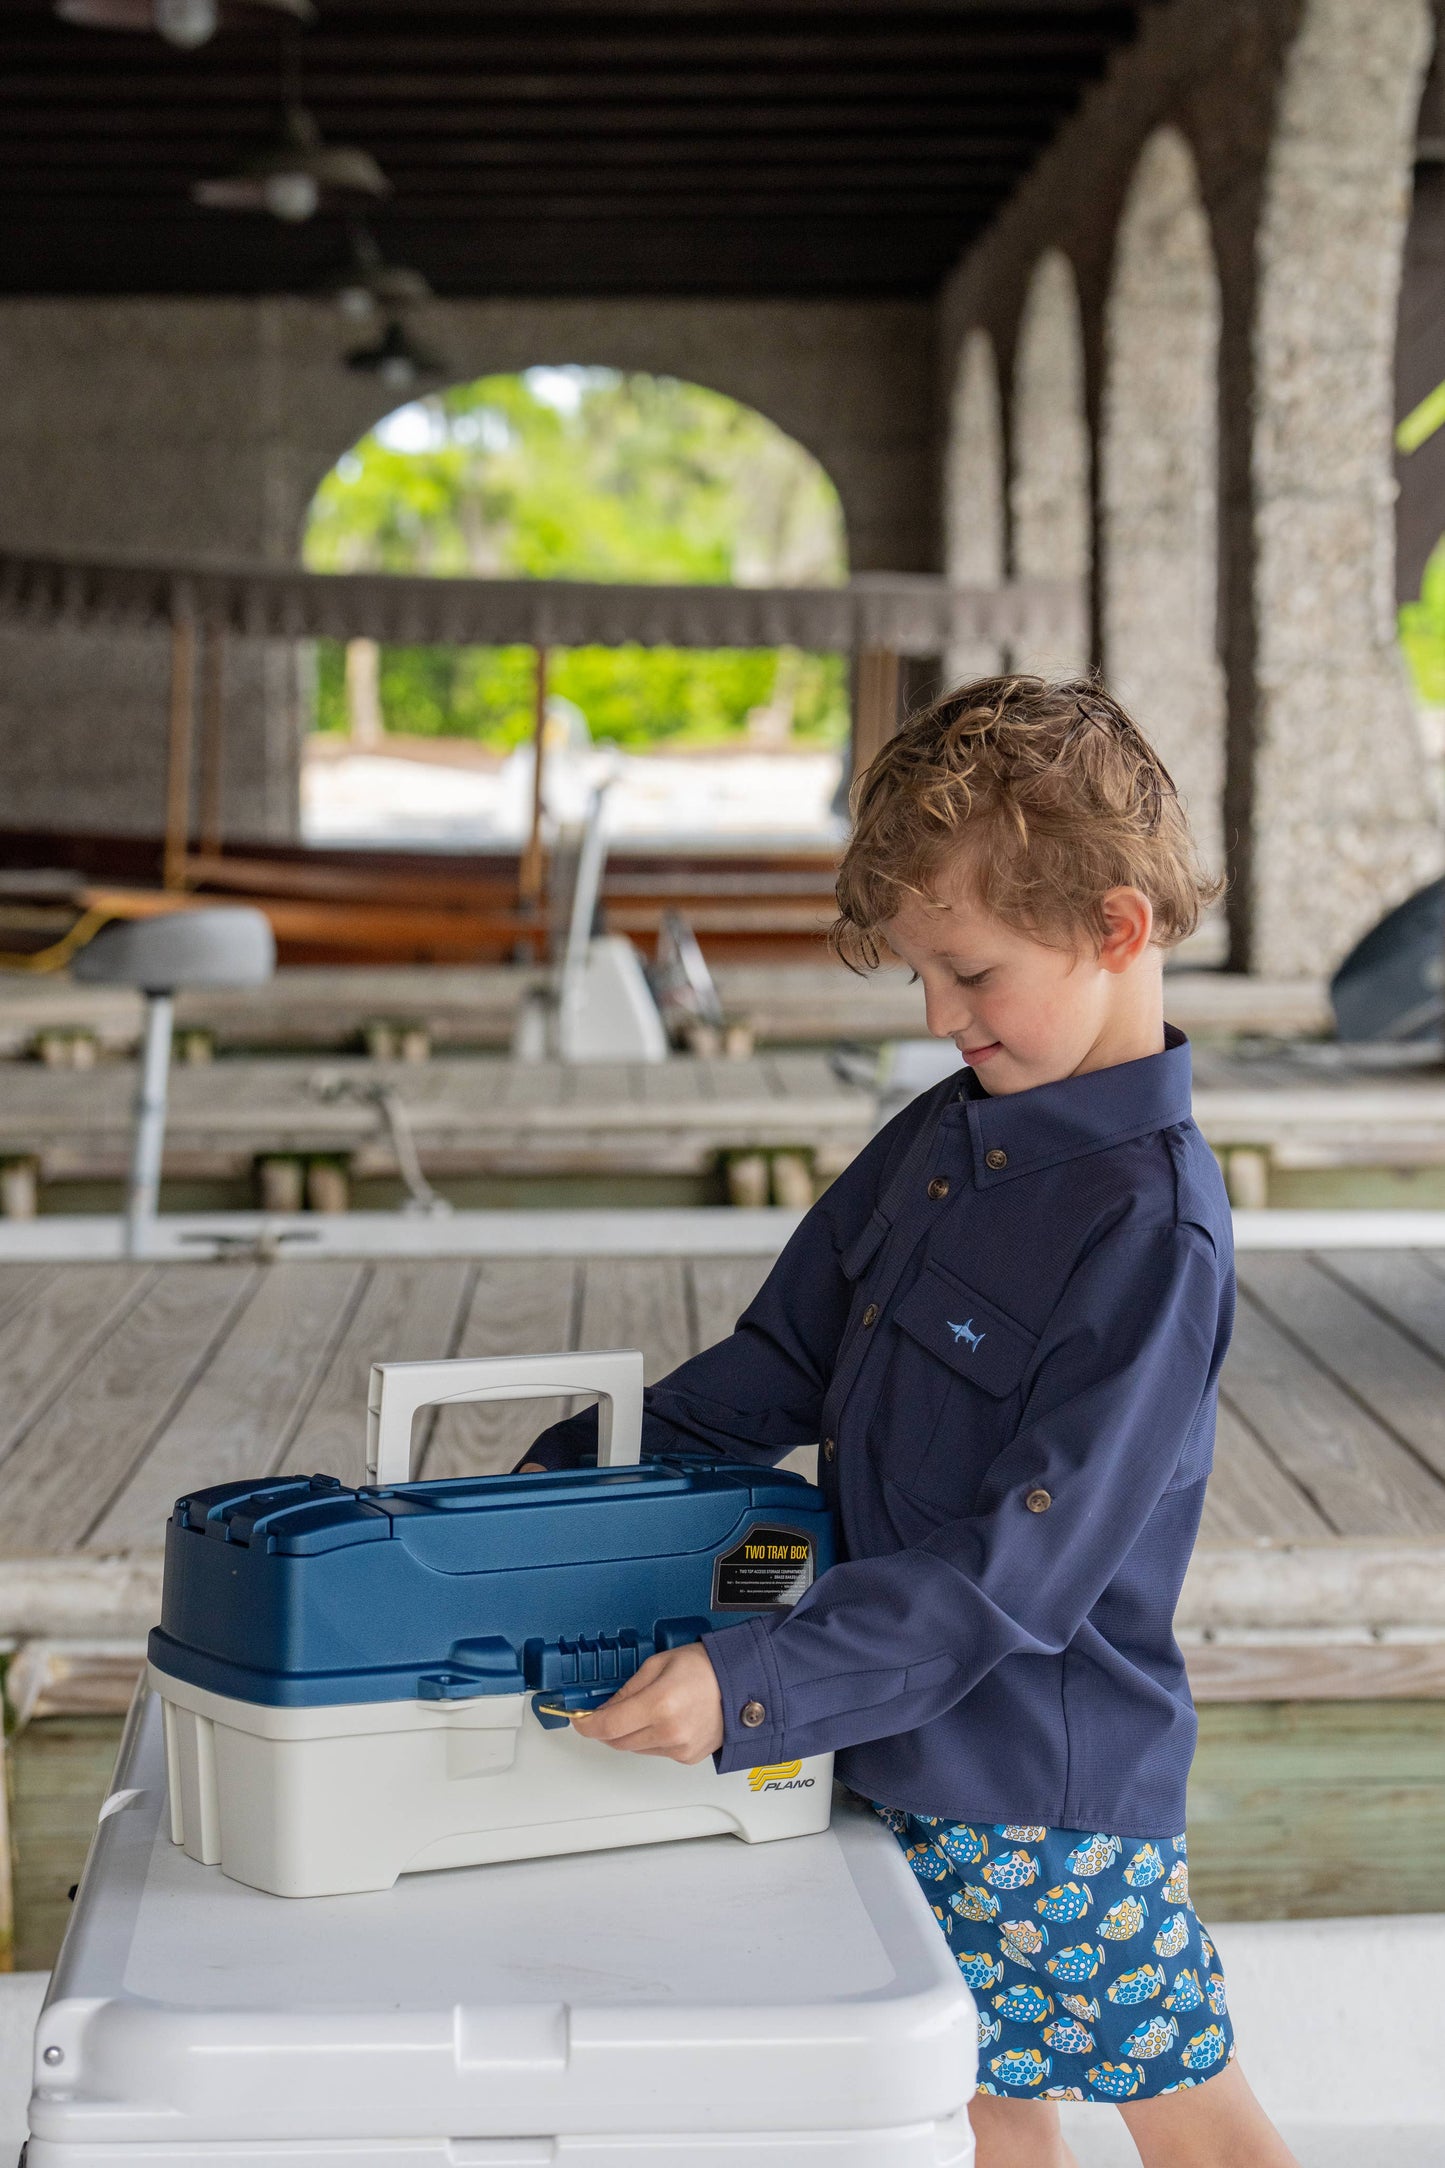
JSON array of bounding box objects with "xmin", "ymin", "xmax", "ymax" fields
[{"xmin": 365, "ymin": 1348, "xmax": 644, "ymax": 1488}]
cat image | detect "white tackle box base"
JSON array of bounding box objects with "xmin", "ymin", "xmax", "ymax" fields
[
  {"xmin": 152, "ymin": 1665, "xmax": 834, "ymax": 1897},
  {"xmin": 28, "ymin": 1694, "xmax": 976, "ymax": 2168}
]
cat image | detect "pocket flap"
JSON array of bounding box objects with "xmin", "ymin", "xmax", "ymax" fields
[{"xmin": 895, "ymin": 1263, "xmax": 1038, "ymax": 1399}]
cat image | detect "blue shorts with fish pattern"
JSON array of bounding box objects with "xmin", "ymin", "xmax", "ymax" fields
[{"xmin": 873, "ymin": 1807, "xmax": 1235, "ymax": 2104}]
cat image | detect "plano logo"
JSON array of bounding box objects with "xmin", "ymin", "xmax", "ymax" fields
[
  {"xmin": 948, "ymin": 1318, "xmax": 986, "ymax": 1352},
  {"xmin": 748, "ymin": 1760, "xmax": 815, "ymax": 1793}
]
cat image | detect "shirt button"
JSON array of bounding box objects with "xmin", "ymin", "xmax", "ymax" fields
[
  {"xmin": 927, "ymin": 1177, "xmax": 950, "ymax": 1200},
  {"xmin": 1025, "ymin": 1487, "xmax": 1053, "ymax": 1514},
  {"xmin": 741, "ymin": 1700, "xmax": 767, "ymax": 1728},
  {"xmin": 861, "ymin": 1303, "xmax": 879, "ymax": 1327},
  {"xmin": 822, "ymin": 1437, "xmax": 836, "ymax": 1464},
  {"xmin": 985, "ymin": 1148, "xmax": 1008, "ymax": 1171}
]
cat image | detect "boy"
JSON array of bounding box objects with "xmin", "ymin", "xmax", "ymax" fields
[{"xmin": 521, "ymin": 678, "xmax": 1298, "ymax": 2168}]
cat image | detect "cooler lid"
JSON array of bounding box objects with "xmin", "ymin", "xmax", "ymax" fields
[{"xmin": 31, "ymin": 1694, "xmax": 975, "ymax": 2145}]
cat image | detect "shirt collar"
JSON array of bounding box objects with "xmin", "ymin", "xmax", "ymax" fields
[{"xmin": 953, "ymin": 1025, "xmax": 1193, "ymax": 1187}]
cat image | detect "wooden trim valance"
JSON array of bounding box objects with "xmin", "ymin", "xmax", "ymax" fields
[{"xmin": 0, "ymin": 550, "xmax": 1084, "ymax": 659}]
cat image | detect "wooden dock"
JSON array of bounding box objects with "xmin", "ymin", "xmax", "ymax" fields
[
  {"xmin": 2, "ymin": 1042, "xmax": 1444, "ymax": 1205},
  {"xmin": 0, "ymin": 1245, "xmax": 1443, "ymax": 1700},
  {"xmin": 0, "ymin": 1241, "xmax": 1443, "ymax": 1951},
  {"xmin": 0, "ymin": 963, "xmax": 1332, "ymax": 1059}
]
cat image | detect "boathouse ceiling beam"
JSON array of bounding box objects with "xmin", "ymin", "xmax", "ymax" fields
[{"xmin": 1, "ymin": 0, "xmax": 1155, "ymax": 299}]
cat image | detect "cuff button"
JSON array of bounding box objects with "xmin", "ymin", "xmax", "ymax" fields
[
  {"xmin": 741, "ymin": 1700, "xmax": 767, "ymax": 1728},
  {"xmin": 1025, "ymin": 1487, "xmax": 1053, "ymax": 1514}
]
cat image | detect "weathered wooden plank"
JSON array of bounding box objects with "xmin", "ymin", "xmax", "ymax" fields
[
  {"xmin": 9, "ymin": 1714, "xmax": 126, "ymax": 1973},
  {"xmin": 1224, "ymin": 1290, "xmax": 1445, "ymax": 1535},
  {"xmin": 576, "ymin": 1256, "xmax": 693, "ymax": 1384},
  {"xmin": 689, "ymin": 1254, "xmax": 774, "ymax": 1350},
  {"xmin": 0, "ymin": 1265, "xmax": 257, "ymax": 1558},
  {"xmin": 496, "ymin": 1062, "xmax": 566, "ymax": 1109},
  {"xmin": 635, "ymin": 1060, "xmax": 709, "ymax": 1104},
  {"xmin": 1239, "ymin": 1251, "xmax": 1445, "ymax": 1489},
  {"xmin": 1321, "ymin": 1249, "xmax": 1445, "ymax": 1365},
  {"xmin": 762, "ymin": 1051, "xmax": 869, "ymax": 1101},
  {"xmin": 1184, "ymin": 1639, "xmax": 1445, "ymax": 1700},
  {"xmin": 1199, "ymin": 1401, "xmax": 1334, "ymax": 1547},
  {"xmin": 558, "ymin": 1062, "xmax": 638, "ymax": 1107},
  {"xmin": 86, "ymin": 1263, "xmax": 368, "ymax": 1553},
  {"xmin": 1188, "ymin": 1701, "xmax": 1445, "ymax": 1922},
  {"xmin": 424, "ymin": 1258, "xmax": 580, "ymax": 1480},
  {"xmin": 692, "ymin": 1055, "xmax": 782, "ymax": 1103},
  {"xmin": 0, "ymin": 1265, "xmax": 57, "ymax": 1335},
  {"xmin": 0, "ymin": 1265, "xmax": 153, "ymax": 1466},
  {"xmin": 286, "ymin": 1260, "xmax": 474, "ymax": 1487}
]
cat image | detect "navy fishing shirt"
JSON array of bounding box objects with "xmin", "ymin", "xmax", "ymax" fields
[{"xmin": 528, "ymin": 1027, "xmax": 1234, "ymax": 1835}]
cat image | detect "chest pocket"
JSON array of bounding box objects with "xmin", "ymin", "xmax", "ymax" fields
[
  {"xmin": 894, "ymin": 1265, "xmax": 1038, "ymax": 1398},
  {"xmin": 886, "ymin": 1263, "xmax": 1040, "ymax": 1509}
]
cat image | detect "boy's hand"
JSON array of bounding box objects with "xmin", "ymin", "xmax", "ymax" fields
[
  {"xmin": 518, "ymin": 1461, "xmax": 548, "ymax": 1473},
  {"xmin": 569, "ymin": 1642, "xmax": 724, "ymax": 1764}
]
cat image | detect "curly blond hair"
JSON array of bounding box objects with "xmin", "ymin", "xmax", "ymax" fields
[{"xmin": 832, "ymin": 675, "xmax": 1223, "ymax": 969}]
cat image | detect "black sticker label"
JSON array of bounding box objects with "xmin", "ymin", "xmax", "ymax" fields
[{"xmin": 711, "ymin": 1524, "xmax": 815, "ymax": 1611}]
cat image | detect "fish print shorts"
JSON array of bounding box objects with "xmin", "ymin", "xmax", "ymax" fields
[{"xmin": 874, "ymin": 1806, "xmax": 1235, "ymax": 2104}]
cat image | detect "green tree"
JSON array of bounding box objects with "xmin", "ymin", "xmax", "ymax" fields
[
  {"xmin": 305, "ymin": 368, "xmax": 848, "ymax": 747},
  {"xmin": 1400, "ymin": 535, "xmax": 1445, "ymax": 705}
]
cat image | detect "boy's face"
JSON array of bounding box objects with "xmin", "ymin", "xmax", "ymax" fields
[{"xmin": 883, "ymin": 873, "xmax": 1157, "ymax": 1096}]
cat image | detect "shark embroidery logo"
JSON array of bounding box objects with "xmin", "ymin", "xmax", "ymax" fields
[{"xmin": 949, "ymin": 1319, "xmax": 986, "ymax": 1351}]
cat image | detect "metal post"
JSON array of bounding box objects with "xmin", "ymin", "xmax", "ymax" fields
[
  {"xmin": 518, "ymin": 645, "xmax": 549, "ymax": 914},
  {"xmin": 197, "ymin": 619, "xmax": 226, "ymax": 862},
  {"xmin": 163, "ymin": 614, "xmax": 197, "ymax": 891},
  {"xmin": 126, "ymin": 990, "xmax": 174, "ymax": 1258}
]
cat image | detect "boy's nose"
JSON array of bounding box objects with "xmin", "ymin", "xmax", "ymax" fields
[{"xmin": 923, "ymin": 983, "xmax": 971, "ymax": 1042}]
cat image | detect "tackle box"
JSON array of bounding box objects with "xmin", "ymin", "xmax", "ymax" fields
[{"xmin": 147, "ymin": 1350, "xmax": 837, "ymax": 1896}]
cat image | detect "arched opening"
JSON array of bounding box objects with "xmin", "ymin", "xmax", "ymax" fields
[
  {"xmin": 1250, "ymin": 0, "xmax": 1440, "ymax": 977},
  {"xmin": 1011, "ymin": 249, "xmax": 1091, "ymax": 676},
  {"xmin": 1101, "ymin": 127, "xmax": 1226, "ymax": 888},
  {"xmin": 945, "ymin": 328, "xmax": 1006, "ymax": 684},
  {"xmin": 301, "ymin": 365, "xmax": 849, "ymax": 848}
]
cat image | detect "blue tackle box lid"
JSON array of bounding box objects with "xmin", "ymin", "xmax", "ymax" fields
[{"xmin": 149, "ymin": 1457, "xmax": 834, "ymax": 1710}]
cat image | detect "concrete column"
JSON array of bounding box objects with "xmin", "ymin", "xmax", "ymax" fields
[
  {"xmin": 1246, "ymin": 0, "xmax": 1442, "ymax": 977},
  {"xmin": 1102, "ymin": 126, "xmax": 1228, "ymax": 881},
  {"xmin": 945, "ymin": 328, "xmax": 1007, "ymax": 685},
  {"xmin": 1010, "ymin": 249, "xmax": 1092, "ymax": 677}
]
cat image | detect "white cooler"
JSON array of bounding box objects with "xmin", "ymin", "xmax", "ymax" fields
[{"xmin": 27, "ymin": 1692, "xmax": 977, "ymax": 2168}]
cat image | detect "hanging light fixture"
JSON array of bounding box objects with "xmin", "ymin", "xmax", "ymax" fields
[
  {"xmin": 194, "ymin": 103, "xmax": 389, "ymax": 223},
  {"xmin": 322, "ymin": 227, "xmax": 432, "ymax": 323},
  {"xmin": 345, "ymin": 317, "xmax": 445, "ymax": 396},
  {"xmin": 56, "ymin": 0, "xmax": 313, "ymax": 48}
]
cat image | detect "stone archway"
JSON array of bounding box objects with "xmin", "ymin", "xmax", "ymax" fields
[
  {"xmin": 1011, "ymin": 249, "xmax": 1091, "ymax": 676},
  {"xmin": 1248, "ymin": 0, "xmax": 1440, "ymax": 977},
  {"xmin": 945, "ymin": 327, "xmax": 1006, "ymax": 683},
  {"xmin": 1101, "ymin": 126, "xmax": 1226, "ymax": 882}
]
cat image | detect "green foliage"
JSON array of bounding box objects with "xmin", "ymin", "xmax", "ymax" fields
[
  {"xmin": 1399, "ymin": 535, "xmax": 1445, "ymax": 704},
  {"xmin": 305, "ymin": 367, "xmax": 848, "ymax": 748}
]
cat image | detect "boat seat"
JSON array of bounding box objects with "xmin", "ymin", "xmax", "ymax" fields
[{"xmin": 72, "ymin": 908, "xmax": 276, "ymax": 993}]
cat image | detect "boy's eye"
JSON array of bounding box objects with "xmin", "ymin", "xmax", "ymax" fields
[{"xmin": 954, "ymin": 969, "xmax": 990, "ymax": 989}]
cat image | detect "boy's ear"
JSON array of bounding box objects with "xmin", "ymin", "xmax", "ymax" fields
[{"xmin": 1097, "ymin": 886, "xmax": 1154, "ymax": 974}]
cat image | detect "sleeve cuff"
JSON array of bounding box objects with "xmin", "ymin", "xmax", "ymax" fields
[{"xmin": 704, "ymin": 1615, "xmax": 789, "ymax": 1772}]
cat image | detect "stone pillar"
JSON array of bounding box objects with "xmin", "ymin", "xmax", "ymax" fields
[
  {"xmin": 1102, "ymin": 126, "xmax": 1228, "ymax": 882},
  {"xmin": 1011, "ymin": 249, "xmax": 1092, "ymax": 677},
  {"xmin": 945, "ymin": 328, "xmax": 1007, "ymax": 685},
  {"xmin": 1246, "ymin": 0, "xmax": 1442, "ymax": 977}
]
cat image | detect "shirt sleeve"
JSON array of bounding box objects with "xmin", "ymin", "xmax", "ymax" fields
[
  {"xmin": 518, "ymin": 1094, "xmax": 931, "ymax": 1472},
  {"xmin": 703, "ymin": 1215, "xmax": 1226, "ymax": 1772}
]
